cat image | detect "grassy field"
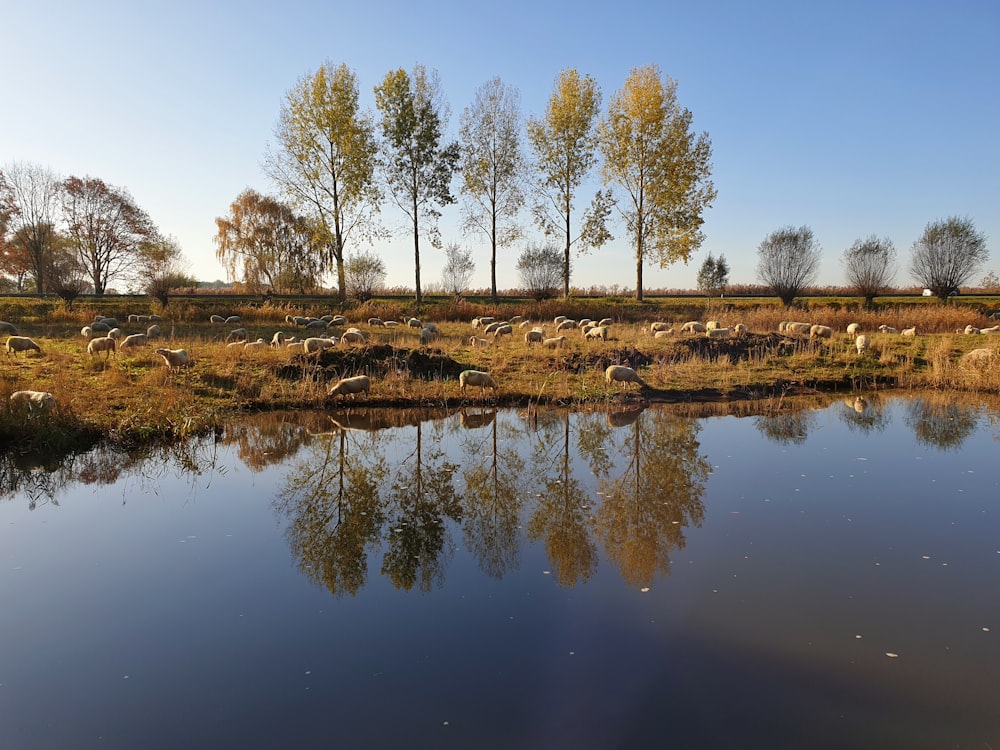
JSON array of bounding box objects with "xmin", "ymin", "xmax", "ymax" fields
[{"xmin": 2, "ymin": 293, "xmax": 1000, "ymax": 452}]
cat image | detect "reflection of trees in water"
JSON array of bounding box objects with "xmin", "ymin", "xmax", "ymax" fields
[
  {"xmin": 836, "ymin": 395, "xmax": 890, "ymax": 435},
  {"xmin": 275, "ymin": 427, "xmax": 388, "ymax": 597},
  {"xmin": 458, "ymin": 409, "xmax": 526, "ymax": 579},
  {"xmin": 596, "ymin": 411, "xmax": 709, "ymax": 588},
  {"xmin": 525, "ymin": 411, "xmax": 598, "ymax": 587},
  {"xmin": 754, "ymin": 408, "xmax": 815, "ymax": 444},
  {"xmin": 904, "ymin": 396, "xmax": 980, "ymax": 450},
  {"xmin": 382, "ymin": 421, "xmax": 462, "ymax": 592},
  {"xmin": 221, "ymin": 412, "xmax": 331, "ymax": 472}
]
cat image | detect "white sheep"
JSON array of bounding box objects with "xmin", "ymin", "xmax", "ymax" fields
[
  {"xmin": 9, "ymin": 390, "xmax": 56, "ymax": 413},
  {"xmin": 419, "ymin": 326, "xmax": 438, "ymax": 345},
  {"xmin": 341, "ymin": 330, "xmax": 367, "ymax": 346},
  {"xmin": 154, "ymin": 348, "xmax": 189, "ymax": 369},
  {"xmin": 524, "ymin": 329, "xmax": 544, "ymax": 345},
  {"xmin": 597, "ymin": 318, "xmax": 613, "ymax": 327},
  {"xmin": 6, "ymin": 336, "xmax": 42, "ymax": 357},
  {"xmin": 509, "ymin": 315, "xmax": 524, "ymax": 325},
  {"xmin": 705, "ymin": 320, "xmax": 722, "ymax": 331},
  {"xmin": 585, "ymin": 325, "xmax": 608, "ymax": 341},
  {"xmin": 732, "ymin": 323, "xmax": 748, "ymax": 335},
  {"xmin": 553, "ymin": 315, "xmax": 567, "ymax": 326},
  {"xmin": 225, "ymin": 315, "xmax": 241, "ymax": 325},
  {"xmin": 87, "ymin": 336, "xmax": 117, "ymax": 359},
  {"xmin": 960, "ymin": 348, "xmax": 995, "ymax": 367},
  {"xmin": 327, "ymin": 375, "xmax": 371, "ymax": 400},
  {"xmin": 80, "ymin": 325, "xmax": 94, "ymax": 339},
  {"xmin": 472, "ymin": 316, "xmax": 495, "ymax": 329},
  {"xmin": 482, "ymin": 321, "xmax": 506, "ymax": 335},
  {"xmin": 556, "ymin": 319, "xmax": 577, "ymax": 332},
  {"xmin": 653, "ymin": 329, "xmax": 674, "ymax": 339},
  {"xmin": 303, "ymin": 337, "xmax": 335, "ymax": 354},
  {"xmin": 459, "ymin": 370, "xmax": 498, "ymax": 392},
  {"xmin": 981, "ymin": 325, "xmax": 1000, "ymax": 334},
  {"xmin": 846, "ymin": 323, "xmax": 861, "ymax": 336},
  {"xmin": 879, "ymin": 325, "xmax": 899, "ymax": 334},
  {"xmin": 304, "ymin": 319, "xmax": 329, "ymax": 331},
  {"xmin": 680, "ymin": 321, "xmax": 706, "ymax": 333},
  {"xmin": 95, "ymin": 316, "xmax": 119, "ymax": 328},
  {"xmin": 706, "ymin": 327, "xmax": 731, "ymax": 339},
  {"xmin": 901, "ymin": 326, "xmax": 916, "ymax": 337},
  {"xmin": 243, "ymin": 338, "xmax": 268, "ymax": 353},
  {"xmin": 226, "ymin": 328, "xmax": 249, "ymax": 343},
  {"xmin": 329, "ymin": 315, "xmax": 347, "ymax": 326},
  {"xmin": 578, "ymin": 319, "xmax": 593, "ymax": 329},
  {"xmin": 492, "ymin": 324, "xmax": 513, "ymax": 339},
  {"xmin": 605, "ymin": 365, "xmax": 647, "ymax": 389},
  {"xmin": 964, "ymin": 324, "xmax": 982, "ymax": 335},
  {"xmin": 469, "ymin": 336, "xmax": 490, "ymax": 347},
  {"xmin": 784, "ymin": 322, "xmax": 811, "ymax": 334},
  {"xmin": 542, "ymin": 335, "xmax": 566, "ymax": 349},
  {"xmin": 146, "ymin": 324, "xmax": 161, "ymax": 339},
  {"xmin": 856, "ymin": 334, "xmax": 870, "ymax": 355},
  {"xmin": 107, "ymin": 327, "xmax": 124, "ymax": 340},
  {"xmin": 810, "ymin": 324, "xmax": 833, "ymax": 339},
  {"xmin": 119, "ymin": 333, "xmax": 149, "ymax": 350},
  {"xmin": 0, "ymin": 321, "xmax": 19, "ymax": 335},
  {"xmin": 367, "ymin": 317, "xmax": 383, "ymax": 326},
  {"xmin": 210, "ymin": 314, "xmax": 226, "ymax": 324},
  {"xmin": 407, "ymin": 317, "xmax": 422, "ymax": 328}
]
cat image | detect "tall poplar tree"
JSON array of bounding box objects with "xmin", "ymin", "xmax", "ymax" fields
[
  {"xmin": 374, "ymin": 64, "xmax": 460, "ymax": 305},
  {"xmin": 526, "ymin": 69, "xmax": 605, "ymax": 299},
  {"xmin": 459, "ymin": 77, "xmax": 525, "ymax": 301},
  {"xmin": 265, "ymin": 61, "xmax": 380, "ymax": 303},
  {"xmin": 597, "ymin": 64, "xmax": 716, "ymax": 301}
]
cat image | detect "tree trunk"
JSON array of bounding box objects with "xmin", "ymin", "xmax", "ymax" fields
[
  {"xmin": 490, "ymin": 212, "xmax": 498, "ymax": 302},
  {"xmin": 635, "ymin": 254, "xmax": 644, "ymax": 302},
  {"xmin": 413, "ymin": 212, "xmax": 422, "ymax": 306}
]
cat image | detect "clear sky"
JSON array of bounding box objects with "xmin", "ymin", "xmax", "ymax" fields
[{"xmin": 3, "ymin": 0, "xmax": 997, "ymax": 292}]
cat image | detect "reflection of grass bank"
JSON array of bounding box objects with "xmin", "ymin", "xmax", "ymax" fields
[{"xmin": 3, "ymin": 298, "xmax": 1000, "ymax": 447}]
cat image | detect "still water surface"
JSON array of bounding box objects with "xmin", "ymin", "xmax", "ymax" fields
[{"xmin": 1, "ymin": 394, "xmax": 998, "ymax": 749}]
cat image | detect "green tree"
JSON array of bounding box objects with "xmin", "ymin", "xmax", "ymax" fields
[
  {"xmin": 345, "ymin": 251, "xmax": 386, "ymax": 301},
  {"xmin": 265, "ymin": 61, "xmax": 381, "ymax": 303},
  {"xmin": 756, "ymin": 225, "xmax": 821, "ymax": 306},
  {"xmin": 526, "ymin": 69, "xmax": 605, "ymax": 298},
  {"xmin": 61, "ymin": 175, "xmax": 160, "ymax": 295},
  {"xmin": 841, "ymin": 235, "xmax": 896, "ymax": 307},
  {"xmin": 909, "ymin": 216, "xmax": 988, "ymax": 302},
  {"xmin": 2, "ymin": 161, "xmax": 62, "ymax": 295},
  {"xmin": 459, "ymin": 77, "xmax": 525, "ymax": 301},
  {"xmin": 374, "ymin": 64, "xmax": 461, "ymax": 306},
  {"xmin": 598, "ymin": 65, "xmax": 716, "ymax": 300},
  {"xmin": 696, "ymin": 252, "xmax": 729, "ymax": 296}
]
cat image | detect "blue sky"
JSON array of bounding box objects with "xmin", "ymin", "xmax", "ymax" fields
[{"xmin": 3, "ymin": 0, "xmax": 997, "ymax": 292}]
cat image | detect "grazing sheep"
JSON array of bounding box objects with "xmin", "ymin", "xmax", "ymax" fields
[
  {"xmin": 605, "ymin": 365, "xmax": 647, "ymax": 389},
  {"xmin": 705, "ymin": 320, "xmax": 722, "ymax": 331},
  {"xmin": 329, "ymin": 315, "xmax": 347, "ymax": 326},
  {"xmin": 146, "ymin": 324, "xmax": 162, "ymax": 339},
  {"xmin": 87, "ymin": 336, "xmax": 117, "ymax": 359},
  {"xmin": 580, "ymin": 322, "xmax": 596, "ymax": 335},
  {"xmin": 598, "ymin": 318, "xmax": 613, "ymax": 327},
  {"xmin": 519, "ymin": 320, "xmax": 532, "ymax": 328},
  {"xmin": 964, "ymin": 324, "xmax": 982, "ymax": 335},
  {"xmin": 585, "ymin": 325, "xmax": 608, "ymax": 341},
  {"xmin": 243, "ymin": 338, "xmax": 268, "ymax": 353},
  {"xmin": 856, "ymin": 334, "xmax": 870, "ymax": 355},
  {"xmin": 472, "ymin": 316, "xmax": 495, "ymax": 329},
  {"xmin": 304, "ymin": 319, "xmax": 329, "ymax": 331},
  {"xmin": 901, "ymin": 326, "xmax": 916, "ymax": 337},
  {"xmin": 225, "ymin": 315, "xmax": 241, "ymax": 325},
  {"xmin": 810, "ymin": 324, "xmax": 833, "ymax": 339},
  {"xmin": 270, "ymin": 331, "xmax": 286, "ymax": 348},
  {"xmin": 407, "ymin": 317, "xmax": 422, "ymax": 328},
  {"xmin": 90, "ymin": 321, "xmax": 111, "ymax": 333},
  {"xmin": 980, "ymin": 325, "xmax": 1000, "ymax": 334},
  {"xmin": 556, "ymin": 319, "xmax": 577, "ymax": 332},
  {"xmin": 226, "ymin": 328, "xmax": 249, "ymax": 343},
  {"xmin": 492, "ymin": 324, "xmax": 513, "ymax": 339},
  {"xmin": 149, "ymin": 314, "xmax": 162, "ymax": 322},
  {"xmin": 509, "ymin": 315, "xmax": 524, "ymax": 325},
  {"xmin": 127, "ymin": 314, "xmax": 139, "ymax": 323},
  {"xmin": 367, "ymin": 317, "xmax": 383, "ymax": 327},
  {"xmin": 80, "ymin": 326, "xmax": 94, "ymax": 338},
  {"xmin": 524, "ymin": 329, "xmax": 544, "ymax": 345},
  {"xmin": 6, "ymin": 336, "xmax": 42, "ymax": 357},
  {"xmin": 286, "ymin": 342, "xmax": 306, "ymax": 355},
  {"xmin": 9, "ymin": 390, "xmax": 56, "ymax": 413},
  {"xmin": 303, "ymin": 337, "xmax": 335, "ymax": 354},
  {"xmin": 578, "ymin": 319, "xmax": 593, "ymax": 329},
  {"xmin": 210, "ymin": 314, "xmax": 226, "ymax": 324},
  {"xmin": 383, "ymin": 320, "xmax": 400, "ymax": 327},
  {"xmin": 784, "ymin": 322, "xmax": 811, "ymax": 335},
  {"xmin": 327, "ymin": 375, "xmax": 371, "ymax": 400},
  {"xmin": 706, "ymin": 327, "xmax": 731, "ymax": 339},
  {"xmin": 482, "ymin": 321, "xmax": 505, "ymax": 335},
  {"xmin": 459, "ymin": 370, "xmax": 498, "ymax": 392},
  {"xmin": 650, "ymin": 322, "xmax": 671, "ymax": 334},
  {"xmin": 680, "ymin": 321, "xmax": 706, "ymax": 333},
  {"xmin": 154, "ymin": 348, "xmax": 189, "ymax": 369},
  {"xmin": 469, "ymin": 336, "xmax": 490, "ymax": 347},
  {"xmin": 119, "ymin": 333, "xmax": 149, "ymax": 350},
  {"xmin": 653, "ymin": 329, "xmax": 674, "ymax": 339},
  {"xmin": 0, "ymin": 321, "xmax": 19, "ymax": 335},
  {"xmin": 542, "ymin": 335, "xmax": 566, "ymax": 349},
  {"xmin": 95, "ymin": 317, "xmax": 119, "ymax": 328},
  {"xmin": 319, "ymin": 315, "xmax": 334, "ymax": 323},
  {"xmin": 107, "ymin": 327, "xmax": 124, "ymax": 340},
  {"xmin": 341, "ymin": 330, "xmax": 367, "ymax": 346},
  {"xmin": 420, "ymin": 326, "xmax": 438, "ymax": 345},
  {"xmin": 846, "ymin": 323, "xmax": 861, "ymax": 336},
  {"xmin": 733, "ymin": 323, "xmax": 748, "ymax": 335},
  {"xmin": 879, "ymin": 325, "xmax": 899, "ymax": 334},
  {"xmin": 553, "ymin": 315, "xmax": 567, "ymax": 326}
]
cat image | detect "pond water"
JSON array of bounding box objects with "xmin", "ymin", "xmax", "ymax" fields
[{"xmin": 1, "ymin": 394, "xmax": 998, "ymax": 749}]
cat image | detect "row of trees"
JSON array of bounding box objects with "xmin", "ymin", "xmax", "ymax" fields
[
  {"xmin": 0, "ymin": 162, "xmax": 192, "ymax": 303},
  {"xmin": 216, "ymin": 62, "xmax": 715, "ymax": 304}
]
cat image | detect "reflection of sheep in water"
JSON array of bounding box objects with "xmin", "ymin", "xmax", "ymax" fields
[
  {"xmin": 605, "ymin": 365, "xmax": 647, "ymax": 389},
  {"xmin": 327, "ymin": 375, "xmax": 371, "ymax": 400},
  {"xmin": 459, "ymin": 370, "xmax": 498, "ymax": 393},
  {"xmin": 459, "ymin": 409, "xmax": 496, "ymax": 429}
]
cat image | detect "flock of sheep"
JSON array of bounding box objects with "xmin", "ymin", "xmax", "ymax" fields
[{"xmin": 4, "ymin": 307, "xmax": 998, "ymax": 415}]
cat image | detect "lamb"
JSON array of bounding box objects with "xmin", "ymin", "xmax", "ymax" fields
[
  {"xmin": 605, "ymin": 365, "xmax": 647, "ymax": 389},
  {"xmin": 901, "ymin": 326, "xmax": 917, "ymax": 336},
  {"xmin": 154, "ymin": 348, "xmax": 189, "ymax": 369},
  {"xmin": 459, "ymin": 370, "xmax": 498, "ymax": 392},
  {"xmin": 846, "ymin": 323, "xmax": 861, "ymax": 336},
  {"xmin": 810, "ymin": 324, "xmax": 833, "ymax": 339},
  {"xmin": 6, "ymin": 336, "xmax": 42, "ymax": 357},
  {"xmin": 542, "ymin": 335, "xmax": 566, "ymax": 349},
  {"xmin": 524, "ymin": 329, "xmax": 544, "ymax": 345},
  {"xmin": 856, "ymin": 334, "xmax": 870, "ymax": 355},
  {"xmin": 878, "ymin": 325, "xmax": 899, "ymax": 334},
  {"xmin": 327, "ymin": 375, "xmax": 371, "ymax": 400},
  {"xmin": 107, "ymin": 327, "xmax": 124, "ymax": 340},
  {"xmin": 119, "ymin": 333, "xmax": 149, "ymax": 350},
  {"xmin": 0, "ymin": 321, "xmax": 19, "ymax": 335},
  {"xmin": 9, "ymin": 390, "xmax": 56, "ymax": 413},
  {"xmin": 87, "ymin": 336, "xmax": 117, "ymax": 359},
  {"xmin": 146, "ymin": 324, "xmax": 161, "ymax": 339},
  {"xmin": 81, "ymin": 326, "xmax": 94, "ymax": 338},
  {"xmin": 585, "ymin": 325, "xmax": 608, "ymax": 341}
]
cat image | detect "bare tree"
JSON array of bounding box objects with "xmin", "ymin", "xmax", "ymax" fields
[
  {"xmin": 910, "ymin": 216, "xmax": 988, "ymax": 302},
  {"xmin": 516, "ymin": 241, "xmax": 563, "ymax": 300},
  {"xmin": 756, "ymin": 225, "xmax": 821, "ymax": 307},
  {"xmin": 441, "ymin": 242, "xmax": 474, "ymax": 297},
  {"xmin": 842, "ymin": 235, "xmax": 896, "ymax": 306},
  {"xmin": 345, "ymin": 251, "xmax": 386, "ymax": 301},
  {"xmin": 1, "ymin": 161, "xmax": 62, "ymax": 294}
]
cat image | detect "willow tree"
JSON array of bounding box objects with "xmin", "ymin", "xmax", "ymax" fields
[
  {"xmin": 374, "ymin": 64, "xmax": 460, "ymax": 305},
  {"xmin": 909, "ymin": 216, "xmax": 988, "ymax": 302},
  {"xmin": 459, "ymin": 77, "xmax": 525, "ymax": 301},
  {"xmin": 527, "ymin": 69, "xmax": 607, "ymax": 299},
  {"xmin": 265, "ymin": 62, "xmax": 380, "ymax": 303},
  {"xmin": 842, "ymin": 235, "xmax": 896, "ymax": 306},
  {"xmin": 597, "ymin": 65, "xmax": 716, "ymax": 301}
]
